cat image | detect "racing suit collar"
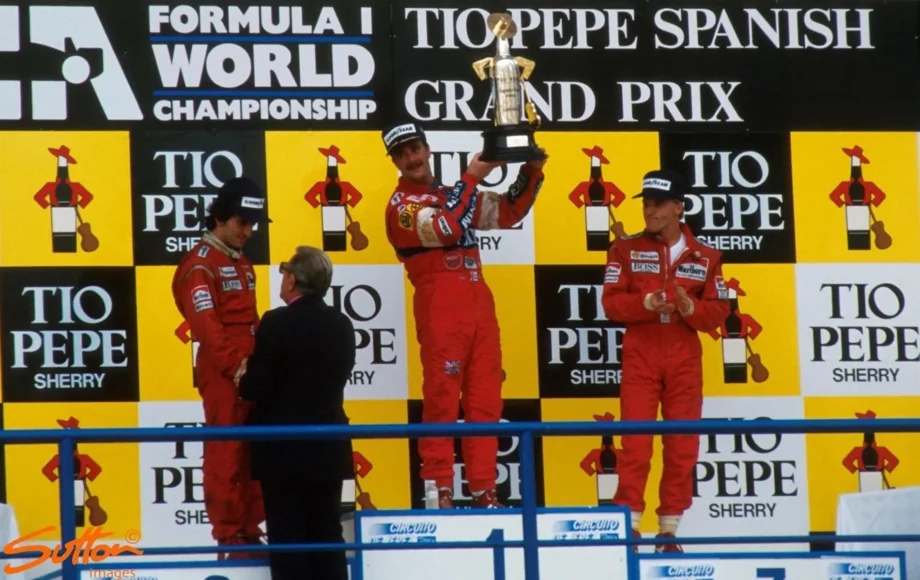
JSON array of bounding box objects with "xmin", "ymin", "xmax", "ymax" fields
[
  {"xmin": 202, "ymin": 230, "xmax": 242, "ymax": 260},
  {"xmin": 647, "ymin": 223, "xmax": 705, "ymax": 253},
  {"xmin": 398, "ymin": 176, "xmax": 441, "ymax": 194}
]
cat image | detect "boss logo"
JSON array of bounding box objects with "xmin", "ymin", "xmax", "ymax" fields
[{"xmin": 631, "ymin": 262, "xmax": 660, "ymax": 274}]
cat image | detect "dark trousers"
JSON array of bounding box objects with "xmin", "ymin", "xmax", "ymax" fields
[{"xmin": 260, "ymin": 476, "xmax": 348, "ymax": 580}]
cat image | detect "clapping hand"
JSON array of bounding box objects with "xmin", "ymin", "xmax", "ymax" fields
[
  {"xmin": 650, "ymin": 291, "xmax": 675, "ymax": 315},
  {"xmin": 674, "ymin": 283, "xmax": 693, "ymax": 315}
]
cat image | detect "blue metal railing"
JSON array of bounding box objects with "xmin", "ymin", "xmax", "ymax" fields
[{"xmin": 2, "ymin": 418, "xmax": 919, "ymax": 580}]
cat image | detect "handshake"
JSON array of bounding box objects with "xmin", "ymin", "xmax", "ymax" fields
[{"xmin": 644, "ymin": 282, "xmax": 695, "ymax": 317}]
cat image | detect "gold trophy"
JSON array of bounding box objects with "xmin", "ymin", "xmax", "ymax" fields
[{"xmin": 472, "ymin": 12, "xmax": 545, "ymax": 163}]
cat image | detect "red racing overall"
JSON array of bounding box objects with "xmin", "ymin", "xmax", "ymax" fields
[
  {"xmin": 385, "ymin": 164, "xmax": 544, "ymax": 492},
  {"xmin": 601, "ymin": 224, "xmax": 730, "ymax": 520},
  {"xmin": 172, "ymin": 231, "xmax": 265, "ymax": 548}
]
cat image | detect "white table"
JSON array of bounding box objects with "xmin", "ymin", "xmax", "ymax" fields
[{"xmin": 836, "ymin": 486, "xmax": 920, "ymax": 580}]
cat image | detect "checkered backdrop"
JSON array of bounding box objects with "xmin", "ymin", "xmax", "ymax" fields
[{"xmin": 1, "ymin": 0, "xmax": 919, "ymax": 556}]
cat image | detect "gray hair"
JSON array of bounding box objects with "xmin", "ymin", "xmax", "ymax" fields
[{"xmin": 288, "ymin": 246, "xmax": 333, "ymax": 296}]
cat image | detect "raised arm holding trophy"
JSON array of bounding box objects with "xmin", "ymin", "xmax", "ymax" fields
[
  {"xmin": 472, "ymin": 12, "xmax": 546, "ymax": 163},
  {"xmin": 379, "ymin": 11, "xmax": 548, "ymax": 509}
]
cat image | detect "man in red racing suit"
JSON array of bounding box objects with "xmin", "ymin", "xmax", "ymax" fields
[
  {"xmin": 172, "ymin": 177, "xmax": 271, "ymax": 558},
  {"xmin": 601, "ymin": 169, "xmax": 730, "ymax": 553},
  {"xmin": 380, "ymin": 121, "xmax": 547, "ymax": 509}
]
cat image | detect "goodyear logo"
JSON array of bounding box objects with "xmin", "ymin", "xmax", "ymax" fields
[
  {"xmin": 368, "ymin": 522, "xmax": 438, "ymax": 544},
  {"xmin": 551, "ymin": 518, "xmax": 621, "ymax": 540},
  {"xmin": 829, "ymin": 562, "xmax": 895, "ymax": 580},
  {"xmin": 648, "ymin": 564, "xmax": 716, "ymax": 579}
]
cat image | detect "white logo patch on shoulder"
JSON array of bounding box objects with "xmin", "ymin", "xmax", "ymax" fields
[
  {"xmin": 191, "ymin": 285, "xmax": 214, "ymax": 312},
  {"xmin": 604, "ymin": 263, "xmax": 622, "ymax": 284}
]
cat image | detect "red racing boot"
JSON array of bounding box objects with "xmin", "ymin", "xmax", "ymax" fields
[
  {"xmin": 655, "ymin": 532, "xmax": 684, "ymax": 553},
  {"xmin": 438, "ymin": 488, "xmax": 454, "ymax": 509},
  {"xmin": 218, "ymin": 532, "xmax": 268, "ymax": 561},
  {"xmin": 471, "ymin": 490, "xmax": 504, "ymax": 509},
  {"xmin": 630, "ymin": 528, "xmax": 643, "ymax": 553}
]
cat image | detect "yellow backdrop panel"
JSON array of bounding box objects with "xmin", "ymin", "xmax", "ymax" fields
[
  {"xmin": 264, "ymin": 131, "xmax": 398, "ymax": 266},
  {"xmin": 0, "ymin": 131, "xmax": 134, "ymax": 267},
  {"xmin": 345, "ymin": 399, "xmax": 410, "ymax": 510},
  {"xmin": 4, "ymin": 402, "xmax": 140, "ymax": 541},
  {"xmin": 791, "ymin": 132, "xmax": 920, "ymax": 264},
  {"xmin": 805, "ymin": 396, "xmax": 920, "ymax": 531}
]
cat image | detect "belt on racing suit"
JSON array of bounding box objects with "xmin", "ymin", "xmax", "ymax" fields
[{"xmin": 404, "ymin": 249, "xmax": 484, "ymax": 286}]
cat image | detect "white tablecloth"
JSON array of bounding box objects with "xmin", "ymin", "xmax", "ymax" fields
[
  {"xmin": 0, "ymin": 503, "xmax": 26, "ymax": 580},
  {"xmin": 836, "ymin": 486, "xmax": 920, "ymax": 580}
]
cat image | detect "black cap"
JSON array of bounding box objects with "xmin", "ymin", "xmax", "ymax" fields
[
  {"xmin": 632, "ymin": 169, "xmax": 688, "ymax": 202},
  {"xmin": 381, "ymin": 121, "xmax": 427, "ymax": 156},
  {"xmin": 219, "ymin": 176, "xmax": 272, "ymax": 223}
]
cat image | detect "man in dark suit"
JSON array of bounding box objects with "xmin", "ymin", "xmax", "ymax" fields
[{"xmin": 239, "ymin": 245, "xmax": 356, "ymax": 580}]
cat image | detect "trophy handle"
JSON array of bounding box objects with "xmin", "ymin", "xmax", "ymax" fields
[
  {"xmin": 524, "ymin": 98, "xmax": 542, "ymax": 128},
  {"xmin": 514, "ymin": 56, "xmax": 536, "ymax": 81},
  {"xmin": 472, "ymin": 57, "xmax": 494, "ymax": 81},
  {"xmin": 519, "ymin": 81, "xmax": 542, "ymax": 129}
]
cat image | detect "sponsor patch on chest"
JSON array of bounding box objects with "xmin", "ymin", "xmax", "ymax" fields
[
  {"xmin": 675, "ymin": 263, "xmax": 708, "ymax": 281},
  {"xmin": 630, "ymin": 250, "xmax": 659, "ymax": 261},
  {"xmin": 604, "ymin": 263, "xmax": 621, "ymax": 284},
  {"xmin": 631, "ymin": 262, "xmax": 660, "ymax": 274},
  {"xmin": 245, "ymin": 272, "xmax": 255, "ymax": 290},
  {"xmin": 219, "ymin": 266, "xmax": 237, "ymax": 278},
  {"xmin": 222, "ymin": 279, "xmax": 243, "ymax": 291}
]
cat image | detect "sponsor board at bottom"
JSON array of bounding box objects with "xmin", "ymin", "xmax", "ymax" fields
[
  {"xmin": 357, "ymin": 507, "xmax": 630, "ymax": 580},
  {"xmin": 78, "ymin": 559, "xmax": 355, "ymax": 579},
  {"xmin": 638, "ymin": 552, "xmax": 904, "ymax": 580}
]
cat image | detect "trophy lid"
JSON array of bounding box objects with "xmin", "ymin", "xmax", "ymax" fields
[{"xmin": 487, "ymin": 12, "xmax": 516, "ymax": 39}]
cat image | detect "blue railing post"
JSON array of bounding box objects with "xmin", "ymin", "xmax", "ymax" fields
[
  {"xmin": 519, "ymin": 429, "xmax": 539, "ymax": 580},
  {"xmin": 58, "ymin": 437, "xmax": 77, "ymax": 580}
]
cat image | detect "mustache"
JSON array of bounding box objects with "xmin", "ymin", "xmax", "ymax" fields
[{"xmin": 406, "ymin": 161, "xmax": 425, "ymax": 171}]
